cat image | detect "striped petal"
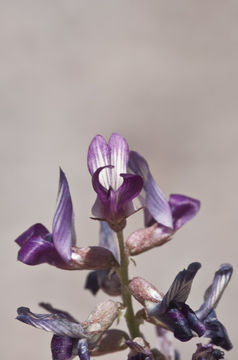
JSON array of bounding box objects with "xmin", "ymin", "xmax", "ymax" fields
[
  {"xmin": 52, "ymin": 169, "xmax": 76, "ymax": 263},
  {"xmin": 87, "ymin": 135, "xmax": 111, "ymax": 189},
  {"xmin": 108, "ymin": 133, "xmax": 129, "ymax": 190},
  {"xmin": 17, "ymin": 307, "xmax": 90, "ymax": 339}
]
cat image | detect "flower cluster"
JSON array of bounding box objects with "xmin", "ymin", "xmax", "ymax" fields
[{"xmin": 15, "ymin": 133, "xmax": 233, "ymax": 360}]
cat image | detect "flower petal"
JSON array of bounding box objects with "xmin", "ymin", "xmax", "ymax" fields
[
  {"xmin": 87, "ymin": 135, "xmax": 111, "ymax": 188},
  {"xmin": 39, "ymin": 303, "xmax": 79, "ymax": 323},
  {"xmin": 129, "ymin": 151, "xmax": 173, "ymax": 228},
  {"xmin": 196, "ymin": 264, "xmax": 233, "ymax": 321},
  {"xmin": 52, "ymin": 169, "xmax": 76, "ymax": 263},
  {"xmin": 169, "ymin": 194, "xmax": 200, "ymax": 230},
  {"xmin": 84, "ymin": 270, "xmax": 108, "ymax": 295},
  {"xmin": 108, "ymin": 133, "xmax": 129, "ymax": 190},
  {"xmin": 77, "ymin": 339, "xmax": 90, "ymax": 360},
  {"xmin": 117, "ymin": 174, "xmax": 143, "ymax": 210},
  {"xmin": 128, "ymin": 151, "xmax": 150, "ymax": 182},
  {"xmin": 203, "ymin": 310, "xmax": 232, "ymax": 350},
  {"xmin": 15, "ymin": 223, "xmax": 49, "ymax": 246},
  {"xmin": 91, "ymin": 166, "xmax": 113, "ymax": 204},
  {"xmin": 51, "ymin": 335, "xmax": 76, "ymax": 360},
  {"xmin": 17, "ymin": 307, "xmax": 90, "ymax": 339},
  {"xmin": 17, "ymin": 235, "xmax": 65, "ymax": 267},
  {"xmin": 99, "ymin": 221, "xmax": 118, "ymax": 261},
  {"xmin": 149, "ymin": 263, "xmax": 201, "ymax": 316},
  {"xmin": 146, "ymin": 173, "xmax": 173, "ymax": 229}
]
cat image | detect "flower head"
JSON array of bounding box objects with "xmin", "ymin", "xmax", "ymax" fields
[
  {"xmin": 15, "ymin": 169, "xmax": 117, "ymax": 271},
  {"xmin": 87, "ymin": 133, "xmax": 143, "ymax": 232},
  {"xmin": 127, "ymin": 151, "xmax": 200, "ymax": 255},
  {"xmin": 129, "ymin": 263, "xmax": 233, "ymax": 349},
  {"xmin": 16, "ymin": 300, "xmax": 127, "ymax": 360}
]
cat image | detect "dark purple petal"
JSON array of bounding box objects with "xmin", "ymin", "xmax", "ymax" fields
[
  {"xmin": 108, "ymin": 133, "xmax": 129, "ymax": 190},
  {"xmin": 180, "ymin": 304, "xmax": 205, "ymax": 337},
  {"xmin": 52, "ymin": 169, "xmax": 76, "ymax": 263},
  {"xmin": 99, "ymin": 221, "xmax": 118, "ymax": 261},
  {"xmin": 169, "ymin": 194, "xmax": 200, "ymax": 230},
  {"xmin": 15, "ymin": 223, "xmax": 49, "ymax": 246},
  {"xmin": 51, "ymin": 335, "xmax": 76, "ymax": 360},
  {"xmin": 39, "ymin": 303, "xmax": 79, "ymax": 323},
  {"xmin": 84, "ymin": 270, "xmax": 107, "ymax": 295},
  {"xmin": 87, "ymin": 135, "xmax": 111, "ymax": 187},
  {"xmin": 164, "ymin": 308, "xmax": 193, "ymax": 342},
  {"xmin": 149, "ymin": 263, "xmax": 201, "ymax": 316},
  {"xmin": 117, "ymin": 174, "xmax": 143, "ymax": 209},
  {"xmin": 203, "ymin": 310, "xmax": 232, "ymax": 351},
  {"xmin": 196, "ymin": 264, "xmax": 233, "ymax": 321},
  {"xmin": 17, "ymin": 235, "xmax": 65, "ymax": 266},
  {"xmin": 17, "ymin": 307, "xmax": 90, "ymax": 339},
  {"xmin": 77, "ymin": 339, "xmax": 90, "ymax": 360}
]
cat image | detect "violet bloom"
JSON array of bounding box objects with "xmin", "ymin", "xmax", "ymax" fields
[
  {"xmin": 87, "ymin": 133, "xmax": 143, "ymax": 232},
  {"xmin": 127, "ymin": 152, "xmax": 200, "ymax": 255},
  {"xmin": 15, "ymin": 169, "xmax": 117, "ymax": 271},
  {"xmin": 16, "ymin": 300, "xmax": 127, "ymax": 360},
  {"xmin": 192, "ymin": 343, "xmax": 224, "ymax": 360},
  {"xmin": 129, "ymin": 263, "xmax": 233, "ymax": 349}
]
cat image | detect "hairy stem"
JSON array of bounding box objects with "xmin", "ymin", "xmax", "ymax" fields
[{"xmin": 117, "ymin": 230, "xmax": 140, "ymax": 338}]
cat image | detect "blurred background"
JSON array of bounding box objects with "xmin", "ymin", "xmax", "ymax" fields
[{"xmin": 1, "ymin": 1, "xmax": 238, "ymax": 359}]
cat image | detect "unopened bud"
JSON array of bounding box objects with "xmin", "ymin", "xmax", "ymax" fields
[
  {"xmin": 126, "ymin": 224, "xmax": 172, "ymax": 256},
  {"xmin": 129, "ymin": 277, "xmax": 163, "ymax": 307},
  {"xmin": 83, "ymin": 300, "xmax": 120, "ymax": 334}
]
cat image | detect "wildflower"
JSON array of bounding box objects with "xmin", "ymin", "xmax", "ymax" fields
[
  {"xmin": 16, "ymin": 300, "xmax": 127, "ymax": 359},
  {"xmin": 87, "ymin": 133, "xmax": 143, "ymax": 232},
  {"xmin": 15, "ymin": 169, "xmax": 117, "ymax": 270},
  {"xmin": 129, "ymin": 263, "xmax": 233, "ymax": 349},
  {"xmin": 127, "ymin": 151, "xmax": 200, "ymax": 255},
  {"xmin": 126, "ymin": 338, "xmax": 154, "ymax": 360}
]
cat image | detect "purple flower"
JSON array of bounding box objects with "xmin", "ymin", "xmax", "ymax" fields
[
  {"xmin": 87, "ymin": 133, "xmax": 143, "ymax": 232},
  {"xmin": 127, "ymin": 151, "xmax": 200, "ymax": 255},
  {"xmin": 16, "ymin": 300, "xmax": 125, "ymax": 360},
  {"xmin": 129, "ymin": 263, "xmax": 233, "ymax": 349},
  {"xmin": 15, "ymin": 169, "xmax": 117, "ymax": 270}
]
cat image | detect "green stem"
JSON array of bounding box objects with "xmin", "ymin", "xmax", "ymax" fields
[{"xmin": 117, "ymin": 230, "xmax": 140, "ymax": 339}]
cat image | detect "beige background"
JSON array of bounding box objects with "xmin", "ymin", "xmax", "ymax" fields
[{"xmin": 1, "ymin": 1, "xmax": 238, "ymax": 359}]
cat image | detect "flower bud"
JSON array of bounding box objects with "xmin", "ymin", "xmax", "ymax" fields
[
  {"xmin": 83, "ymin": 300, "xmax": 120, "ymax": 335},
  {"xmin": 126, "ymin": 224, "xmax": 172, "ymax": 256},
  {"xmin": 129, "ymin": 277, "xmax": 163, "ymax": 307}
]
